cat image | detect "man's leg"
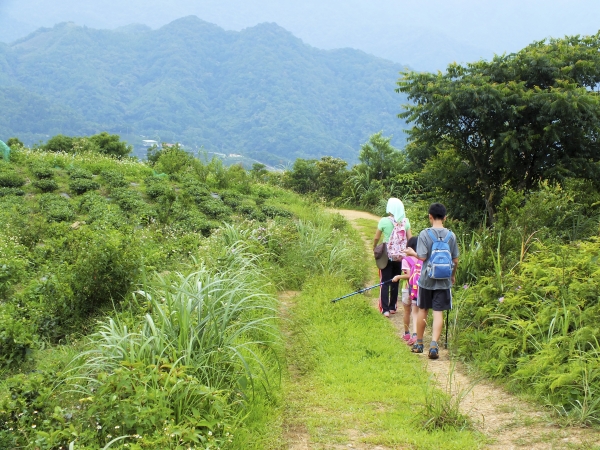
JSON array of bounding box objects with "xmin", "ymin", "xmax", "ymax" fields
[{"xmin": 432, "ymin": 310, "xmax": 444, "ymax": 342}]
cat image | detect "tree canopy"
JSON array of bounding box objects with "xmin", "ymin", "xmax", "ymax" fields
[{"xmin": 397, "ymin": 33, "xmax": 600, "ymax": 222}]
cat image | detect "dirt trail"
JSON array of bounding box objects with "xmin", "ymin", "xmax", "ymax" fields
[{"xmin": 334, "ymin": 208, "xmax": 600, "ymax": 449}]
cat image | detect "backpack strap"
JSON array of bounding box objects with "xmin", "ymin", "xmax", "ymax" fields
[
  {"xmin": 442, "ymin": 230, "xmax": 453, "ymax": 243},
  {"xmin": 426, "ymin": 228, "xmax": 438, "ymax": 241}
]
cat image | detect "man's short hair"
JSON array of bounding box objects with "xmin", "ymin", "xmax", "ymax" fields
[{"xmin": 428, "ymin": 203, "xmax": 447, "ymax": 220}]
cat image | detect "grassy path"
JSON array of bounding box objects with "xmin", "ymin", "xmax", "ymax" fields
[
  {"xmin": 278, "ymin": 210, "xmax": 482, "ymax": 449},
  {"xmin": 331, "ymin": 209, "xmax": 600, "ymax": 450}
]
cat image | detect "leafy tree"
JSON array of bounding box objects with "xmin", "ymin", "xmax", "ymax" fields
[
  {"xmin": 397, "ymin": 33, "xmax": 600, "ymax": 223},
  {"xmin": 315, "ymin": 156, "xmax": 348, "ymax": 200},
  {"xmin": 283, "ymin": 159, "xmax": 319, "ymax": 194},
  {"xmin": 356, "ymin": 132, "xmax": 406, "ymax": 181},
  {"xmin": 89, "ymin": 132, "xmax": 131, "ymax": 157},
  {"xmin": 43, "ymin": 134, "xmax": 74, "ymax": 153},
  {"xmin": 6, "ymin": 137, "xmax": 23, "ymax": 148}
]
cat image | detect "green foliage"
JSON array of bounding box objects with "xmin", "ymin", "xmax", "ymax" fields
[
  {"xmin": 31, "ymin": 164, "xmax": 54, "ymax": 179},
  {"xmin": 42, "ymin": 134, "xmax": 74, "ymax": 153},
  {"xmin": 100, "ymin": 169, "xmax": 129, "ymax": 188},
  {"xmin": 0, "ymin": 171, "xmax": 25, "ymax": 188},
  {"xmin": 454, "ymin": 238, "xmax": 600, "ymax": 421},
  {"xmin": 0, "ymin": 304, "xmax": 35, "ymax": 367},
  {"xmin": 69, "ymin": 178, "xmax": 100, "ymax": 195},
  {"xmin": 89, "ymin": 131, "xmax": 131, "ymax": 157},
  {"xmin": 6, "ymin": 137, "xmax": 23, "ymax": 148},
  {"xmin": 38, "ymin": 194, "xmax": 75, "ymax": 222},
  {"xmin": 398, "ymin": 33, "xmax": 600, "ymax": 223},
  {"xmin": 32, "ymin": 179, "xmax": 58, "ymax": 192}
]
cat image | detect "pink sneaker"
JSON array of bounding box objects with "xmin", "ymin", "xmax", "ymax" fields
[
  {"xmin": 402, "ymin": 333, "xmax": 411, "ymax": 342},
  {"xmin": 406, "ymin": 336, "xmax": 417, "ymax": 346},
  {"xmin": 390, "ymin": 309, "xmax": 397, "ymax": 315}
]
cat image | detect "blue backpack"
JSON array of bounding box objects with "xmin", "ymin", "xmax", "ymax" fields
[{"xmin": 426, "ymin": 229, "xmax": 454, "ymax": 279}]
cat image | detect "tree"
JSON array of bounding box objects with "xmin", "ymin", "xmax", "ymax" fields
[
  {"xmin": 6, "ymin": 137, "xmax": 23, "ymax": 148},
  {"xmin": 89, "ymin": 132, "xmax": 131, "ymax": 157},
  {"xmin": 397, "ymin": 33, "xmax": 600, "ymax": 223},
  {"xmin": 315, "ymin": 156, "xmax": 347, "ymax": 200},
  {"xmin": 43, "ymin": 134, "xmax": 74, "ymax": 153},
  {"xmin": 356, "ymin": 132, "xmax": 406, "ymax": 181},
  {"xmin": 283, "ymin": 159, "xmax": 319, "ymax": 194}
]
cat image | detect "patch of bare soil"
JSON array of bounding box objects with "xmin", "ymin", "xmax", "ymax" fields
[{"xmin": 335, "ymin": 209, "xmax": 600, "ymax": 450}]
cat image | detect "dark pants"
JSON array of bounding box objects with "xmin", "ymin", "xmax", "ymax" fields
[{"xmin": 379, "ymin": 260, "xmax": 401, "ymax": 313}]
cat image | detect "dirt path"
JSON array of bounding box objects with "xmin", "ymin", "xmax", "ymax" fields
[{"xmin": 334, "ymin": 208, "xmax": 600, "ymax": 450}]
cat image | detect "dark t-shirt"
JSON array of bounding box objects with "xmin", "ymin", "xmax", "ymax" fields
[{"xmin": 416, "ymin": 227, "xmax": 459, "ymax": 290}]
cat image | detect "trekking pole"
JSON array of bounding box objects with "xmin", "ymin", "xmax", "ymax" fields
[
  {"xmin": 331, "ymin": 279, "xmax": 393, "ymax": 303},
  {"xmin": 445, "ymin": 310, "xmax": 449, "ymax": 349}
]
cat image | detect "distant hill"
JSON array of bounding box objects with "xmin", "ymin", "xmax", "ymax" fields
[{"xmin": 0, "ymin": 17, "xmax": 408, "ymax": 165}]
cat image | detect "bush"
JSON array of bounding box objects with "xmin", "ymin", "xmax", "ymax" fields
[
  {"xmin": 0, "ymin": 304, "xmax": 35, "ymax": 367},
  {"xmin": 38, "ymin": 194, "xmax": 75, "ymax": 222},
  {"xmin": 68, "ymin": 167, "xmax": 93, "ymax": 179},
  {"xmin": 32, "ymin": 179, "xmax": 58, "ymax": 192},
  {"xmin": 69, "ymin": 178, "xmax": 100, "ymax": 195},
  {"xmin": 0, "ymin": 187, "xmax": 25, "ymax": 197},
  {"xmin": 200, "ymin": 198, "xmax": 232, "ymax": 220},
  {"xmin": 0, "ymin": 172, "xmax": 26, "ymax": 188},
  {"xmin": 261, "ymin": 204, "xmax": 292, "ymax": 219},
  {"xmin": 31, "ymin": 164, "xmax": 54, "ymax": 179},
  {"xmin": 145, "ymin": 176, "xmax": 173, "ymax": 199},
  {"xmin": 100, "ymin": 169, "xmax": 129, "ymax": 188}
]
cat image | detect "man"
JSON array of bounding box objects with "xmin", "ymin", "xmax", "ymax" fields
[{"xmin": 404, "ymin": 202, "xmax": 458, "ymax": 359}]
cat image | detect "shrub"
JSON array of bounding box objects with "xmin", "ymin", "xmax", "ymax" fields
[
  {"xmin": 100, "ymin": 169, "xmax": 129, "ymax": 188},
  {"xmin": 0, "ymin": 187, "xmax": 25, "ymax": 196},
  {"xmin": 199, "ymin": 198, "xmax": 232, "ymax": 219},
  {"xmin": 32, "ymin": 179, "xmax": 58, "ymax": 192},
  {"xmin": 0, "ymin": 304, "xmax": 35, "ymax": 367},
  {"xmin": 145, "ymin": 176, "xmax": 173, "ymax": 199},
  {"xmin": 89, "ymin": 132, "xmax": 131, "ymax": 157},
  {"xmin": 69, "ymin": 178, "xmax": 100, "ymax": 195},
  {"xmin": 0, "ymin": 172, "xmax": 26, "ymax": 188},
  {"xmin": 261, "ymin": 204, "xmax": 292, "ymax": 219},
  {"xmin": 68, "ymin": 167, "xmax": 93, "ymax": 179},
  {"xmin": 38, "ymin": 194, "xmax": 75, "ymax": 222},
  {"xmin": 31, "ymin": 164, "xmax": 54, "ymax": 179}
]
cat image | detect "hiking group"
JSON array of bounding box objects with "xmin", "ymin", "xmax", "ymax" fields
[{"xmin": 373, "ymin": 199, "xmax": 459, "ymax": 360}]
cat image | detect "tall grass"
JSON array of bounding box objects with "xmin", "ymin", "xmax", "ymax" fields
[{"xmin": 63, "ymin": 249, "xmax": 280, "ymax": 447}]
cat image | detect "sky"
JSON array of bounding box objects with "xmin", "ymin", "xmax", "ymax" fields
[{"xmin": 1, "ymin": 0, "xmax": 600, "ymax": 71}]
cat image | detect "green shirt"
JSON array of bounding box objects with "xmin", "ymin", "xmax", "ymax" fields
[{"xmin": 377, "ymin": 216, "xmax": 411, "ymax": 242}]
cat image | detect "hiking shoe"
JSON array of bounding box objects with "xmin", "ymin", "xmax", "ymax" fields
[
  {"xmin": 411, "ymin": 343, "xmax": 424, "ymax": 353},
  {"xmin": 428, "ymin": 347, "xmax": 439, "ymax": 360},
  {"xmin": 383, "ymin": 311, "xmax": 390, "ymax": 318},
  {"xmin": 402, "ymin": 333, "xmax": 411, "ymax": 342},
  {"xmin": 390, "ymin": 309, "xmax": 397, "ymax": 315},
  {"xmin": 406, "ymin": 336, "xmax": 417, "ymax": 346}
]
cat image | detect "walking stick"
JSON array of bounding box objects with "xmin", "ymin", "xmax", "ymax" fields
[{"xmin": 331, "ymin": 279, "xmax": 393, "ymax": 303}]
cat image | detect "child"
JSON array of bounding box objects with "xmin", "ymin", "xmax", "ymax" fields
[
  {"xmin": 404, "ymin": 203, "xmax": 459, "ymax": 360},
  {"xmin": 392, "ymin": 236, "xmax": 420, "ymax": 345}
]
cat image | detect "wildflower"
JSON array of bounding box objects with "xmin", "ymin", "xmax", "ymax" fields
[
  {"xmin": 463, "ymin": 284, "xmax": 468, "ymax": 289},
  {"xmin": 97, "ymin": 425, "xmax": 102, "ymax": 430},
  {"xmin": 498, "ymin": 296, "xmax": 504, "ymax": 303},
  {"xmin": 208, "ymin": 431, "xmax": 212, "ymax": 436},
  {"xmin": 32, "ymin": 424, "xmax": 36, "ymax": 428},
  {"xmin": 115, "ymin": 425, "xmax": 120, "ymax": 429}
]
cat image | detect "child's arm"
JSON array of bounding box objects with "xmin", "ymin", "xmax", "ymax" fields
[{"xmin": 392, "ymin": 272, "xmax": 410, "ymax": 283}]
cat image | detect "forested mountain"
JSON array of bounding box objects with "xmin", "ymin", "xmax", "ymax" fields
[{"xmin": 0, "ymin": 16, "xmax": 407, "ymax": 165}]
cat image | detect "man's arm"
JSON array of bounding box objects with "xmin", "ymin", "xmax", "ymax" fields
[
  {"xmin": 451, "ymin": 257, "xmax": 458, "ymax": 285},
  {"xmin": 404, "ymin": 247, "xmax": 426, "ymax": 261}
]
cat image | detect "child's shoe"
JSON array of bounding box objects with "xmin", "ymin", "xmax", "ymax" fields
[
  {"xmin": 383, "ymin": 311, "xmax": 390, "ymax": 318},
  {"xmin": 402, "ymin": 333, "xmax": 411, "ymax": 342},
  {"xmin": 406, "ymin": 335, "xmax": 417, "ymax": 346}
]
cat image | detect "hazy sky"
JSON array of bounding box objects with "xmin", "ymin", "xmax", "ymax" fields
[{"xmin": 2, "ymin": 0, "xmax": 600, "ymax": 70}]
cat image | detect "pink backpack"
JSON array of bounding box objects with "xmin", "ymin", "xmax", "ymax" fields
[
  {"xmin": 404, "ymin": 256, "xmax": 422, "ymax": 300},
  {"xmin": 387, "ymin": 218, "xmax": 407, "ymax": 262}
]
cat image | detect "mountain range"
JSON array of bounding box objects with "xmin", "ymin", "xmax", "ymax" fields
[{"xmin": 0, "ymin": 16, "xmax": 408, "ymax": 165}]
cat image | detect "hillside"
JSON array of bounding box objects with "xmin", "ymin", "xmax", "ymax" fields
[{"xmin": 0, "ymin": 16, "xmax": 408, "ymax": 165}]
